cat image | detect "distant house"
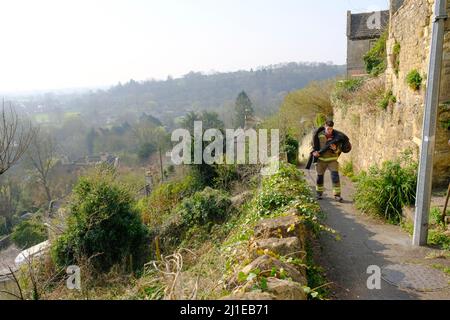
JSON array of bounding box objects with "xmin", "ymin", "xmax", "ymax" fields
[
  {"xmin": 71, "ymin": 152, "xmax": 119, "ymax": 167},
  {"xmin": 346, "ymin": 10, "xmax": 390, "ymax": 77}
]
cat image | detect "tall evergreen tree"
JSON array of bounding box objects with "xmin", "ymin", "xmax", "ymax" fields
[{"xmin": 234, "ymin": 91, "xmax": 254, "ymax": 128}]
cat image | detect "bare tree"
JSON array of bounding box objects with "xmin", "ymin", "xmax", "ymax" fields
[
  {"xmin": 0, "ymin": 100, "xmax": 36, "ymax": 176},
  {"xmin": 0, "ymin": 177, "xmax": 20, "ymax": 231},
  {"xmin": 26, "ymin": 132, "xmax": 57, "ymax": 205}
]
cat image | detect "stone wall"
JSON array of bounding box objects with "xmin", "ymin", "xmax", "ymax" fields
[
  {"xmin": 334, "ymin": 0, "xmax": 450, "ymax": 187},
  {"xmin": 222, "ymin": 210, "xmax": 309, "ymax": 300}
]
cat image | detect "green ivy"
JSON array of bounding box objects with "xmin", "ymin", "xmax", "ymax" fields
[{"xmin": 364, "ymin": 31, "xmax": 388, "ymax": 76}]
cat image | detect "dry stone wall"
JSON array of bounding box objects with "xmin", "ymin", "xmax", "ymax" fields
[
  {"xmin": 334, "ymin": 0, "xmax": 450, "ymax": 186},
  {"xmin": 222, "ymin": 212, "xmax": 309, "ymax": 300}
]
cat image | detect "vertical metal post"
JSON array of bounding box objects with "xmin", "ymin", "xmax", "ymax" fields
[{"xmin": 413, "ymin": 0, "xmax": 447, "ymax": 246}]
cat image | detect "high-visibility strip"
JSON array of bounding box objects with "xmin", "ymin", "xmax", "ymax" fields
[
  {"xmin": 316, "ymin": 186, "xmax": 325, "ymax": 192},
  {"xmin": 333, "ymin": 187, "xmax": 341, "ymax": 193},
  {"xmin": 318, "ymin": 157, "xmax": 339, "ymax": 162}
]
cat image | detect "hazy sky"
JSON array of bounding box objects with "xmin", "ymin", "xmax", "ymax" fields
[{"xmin": 0, "ymin": 0, "xmax": 388, "ymax": 93}]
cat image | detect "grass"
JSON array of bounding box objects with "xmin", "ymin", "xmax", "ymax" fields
[
  {"xmin": 354, "ymin": 151, "xmax": 417, "ymax": 224},
  {"xmin": 340, "ymin": 161, "xmax": 354, "ymax": 179},
  {"xmin": 428, "ymin": 229, "xmax": 450, "ymax": 251},
  {"xmin": 401, "ymin": 214, "xmax": 450, "ymax": 251},
  {"xmin": 432, "ymin": 264, "xmax": 450, "ymax": 276}
]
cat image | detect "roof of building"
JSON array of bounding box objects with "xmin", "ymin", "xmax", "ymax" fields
[
  {"xmin": 391, "ymin": 0, "xmax": 405, "ymax": 15},
  {"xmin": 348, "ymin": 10, "xmax": 390, "ymax": 40}
]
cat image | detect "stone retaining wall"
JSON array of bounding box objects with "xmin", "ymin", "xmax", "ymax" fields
[
  {"xmin": 334, "ymin": 0, "xmax": 450, "ymax": 187},
  {"xmin": 222, "ymin": 211, "xmax": 309, "ymax": 300}
]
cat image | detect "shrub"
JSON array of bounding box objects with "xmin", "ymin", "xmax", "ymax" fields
[
  {"xmin": 283, "ymin": 133, "xmax": 299, "ymax": 165},
  {"xmin": 177, "ymin": 187, "xmax": 231, "ymax": 229},
  {"xmin": 11, "ymin": 219, "xmax": 48, "ymax": 249},
  {"xmin": 354, "ymin": 151, "xmax": 417, "ymax": 224},
  {"xmin": 406, "ymin": 69, "xmax": 423, "ymax": 90},
  {"xmin": 0, "ymin": 216, "xmax": 7, "ymax": 236},
  {"xmin": 51, "ymin": 168, "xmax": 149, "ymax": 272},
  {"xmin": 213, "ymin": 165, "xmax": 239, "ymax": 191},
  {"xmin": 137, "ymin": 142, "xmax": 156, "ymax": 161},
  {"xmin": 378, "ymin": 90, "xmax": 397, "ymax": 110},
  {"xmin": 190, "ymin": 162, "xmax": 219, "ymax": 188},
  {"xmin": 140, "ymin": 174, "xmax": 201, "ymax": 227},
  {"xmin": 364, "ymin": 31, "xmax": 387, "ymax": 76},
  {"xmin": 441, "ymin": 118, "xmax": 450, "ymax": 130}
]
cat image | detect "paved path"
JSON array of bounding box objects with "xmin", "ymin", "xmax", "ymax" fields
[{"xmin": 302, "ymin": 169, "xmax": 450, "ymax": 300}]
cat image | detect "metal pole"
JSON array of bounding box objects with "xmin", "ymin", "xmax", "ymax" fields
[{"xmin": 413, "ymin": 0, "xmax": 448, "ymax": 246}]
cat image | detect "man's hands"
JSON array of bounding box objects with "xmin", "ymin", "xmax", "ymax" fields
[{"xmin": 313, "ymin": 144, "xmax": 337, "ymax": 158}]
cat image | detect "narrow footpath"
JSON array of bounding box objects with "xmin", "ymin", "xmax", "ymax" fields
[{"xmin": 302, "ymin": 169, "xmax": 450, "ymax": 300}]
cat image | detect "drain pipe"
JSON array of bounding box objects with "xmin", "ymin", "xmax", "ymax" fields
[{"xmin": 413, "ymin": 0, "xmax": 448, "ymax": 246}]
